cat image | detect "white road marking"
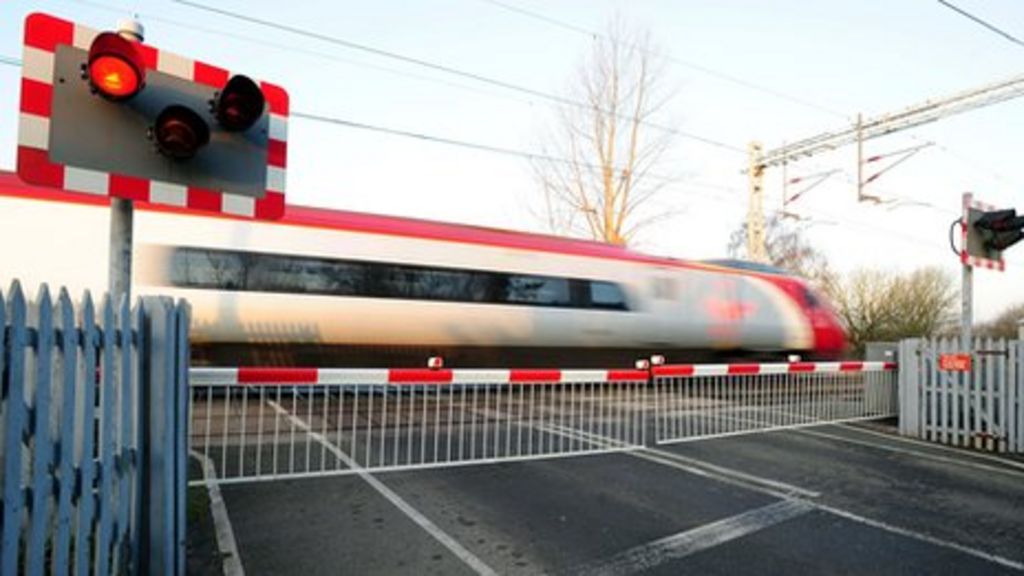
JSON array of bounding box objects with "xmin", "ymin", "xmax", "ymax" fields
[
  {"xmin": 536, "ymin": 422, "xmax": 820, "ymax": 499},
  {"xmin": 190, "ymin": 449, "xmax": 245, "ymax": 576},
  {"xmin": 640, "ymin": 447, "xmax": 821, "ymax": 499},
  {"xmin": 265, "ymin": 400, "xmax": 499, "ymax": 576},
  {"xmin": 815, "ymin": 502, "xmax": 1024, "ymax": 571},
  {"xmin": 835, "ymin": 423, "xmax": 1024, "ymax": 472},
  {"xmin": 795, "ymin": 428, "xmax": 1024, "ymax": 480},
  {"xmin": 574, "ymin": 499, "xmax": 814, "ymax": 576}
]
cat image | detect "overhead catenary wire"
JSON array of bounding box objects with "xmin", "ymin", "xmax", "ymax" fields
[
  {"xmin": 475, "ymin": 0, "xmax": 851, "ymax": 119},
  {"xmin": 291, "ymin": 110, "xmax": 694, "ymax": 186},
  {"xmin": 58, "ymin": 0, "xmax": 546, "ymax": 107},
  {"xmin": 0, "ymin": 52, "xmax": 730, "ymax": 195},
  {"xmin": 170, "ymin": 0, "xmax": 746, "ymax": 154},
  {"xmin": 937, "ymin": 0, "xmax": 1024, "ymax": 49}
]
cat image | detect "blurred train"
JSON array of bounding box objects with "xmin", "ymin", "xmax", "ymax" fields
[{"xmin": 0, "ymin": 170, "xmax": 847, "ymax": 367}]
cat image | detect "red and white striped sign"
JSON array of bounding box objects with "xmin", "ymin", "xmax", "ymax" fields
[
  {"xmin": 191, "ymin": 367, "xmax": 650, "ymax": 386},
  {"xmin": 960, "ymin": 192, "xmax": 1005, "ymax": 271},
  {"xmin": 17, "ymin": 12, "xmax": 288, "ymax": 219}
]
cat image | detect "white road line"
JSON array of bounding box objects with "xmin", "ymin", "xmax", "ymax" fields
[
  {"xmin": 265, "ymin": 400, "xmax": 499, "ymax": 576},
  {"xmin": 815, "ymin": 503, "xmax": 1024, "ymax": 572},
  {"xmin": 835, "ymin": 423, "xmax": 1024, "ymax": 472},
  {"xmin": 639, "ymin": 447, "xmax": 821, "ymax": 499},
  {"xmin": 573, "ymin": 499, "xmax": 814, "ymax": 576},
  {"xmin": 190, "ymin": 449, "xmax": 245, "ymax": 576},
  {"xmin": 539, "ymin": 422, "xmax": 820, "ymax": 499},
  {"xmin": 795, "ymin": 428, "xmax": 1024, "ymax": 480}
]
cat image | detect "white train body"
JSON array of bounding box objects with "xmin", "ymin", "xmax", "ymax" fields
[{"xmin": 0, "ymin": 171, "xmax": 846, "ymax": 367}]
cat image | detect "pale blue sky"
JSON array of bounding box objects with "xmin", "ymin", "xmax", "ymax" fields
[{"xmin": 1, "ymin": 0, "xmax": 1022, "ymax": 319}]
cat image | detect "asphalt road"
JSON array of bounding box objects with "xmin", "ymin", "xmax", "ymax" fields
[{"xmin": 201, "ymin": 421, "xmax": 1024, "ymax": 575}]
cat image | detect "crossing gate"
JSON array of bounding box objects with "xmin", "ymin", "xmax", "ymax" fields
[
  {"xmin": 189, "ymin": 361, "xmax": 900, "ymax": 484},
  {"xmin": 188, "ymin": 367, "xmax": 649, "ymax": 485},
  {"xmin": 652, "ymin": 362, "xmax": 898, "ymax": 444},
  {"xmin": 899, "ymin": 338, "xmax": 1023, "ymax": 453}
]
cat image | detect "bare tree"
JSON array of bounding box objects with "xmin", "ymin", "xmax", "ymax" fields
[
  {"xmin": 533, "ymin": 18, "xmax": 674, "ymax": 246},
  {"xmin": 826, "ymin": 267, "xmax": 957, "ymax": 353},
  {"xmin": 727, "ymin": 215, "xmax": 836, "ymax": 289},
  {"xmin": 976, "ymin": 302, "xmax": 1024, "ymax": 339}
]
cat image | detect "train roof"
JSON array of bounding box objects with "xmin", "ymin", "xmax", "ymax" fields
[{"xmin": 0, "ymin": 170, "xmax": 784, "ymax": 280}]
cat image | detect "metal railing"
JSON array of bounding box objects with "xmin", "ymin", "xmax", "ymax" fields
[
  {"xmin": 189, "ymin": 368, "xmax": 649, "ymax": 485},
  {"xmin": 653, "ymin": 362, "xmax": 898, "ymax": 444},
  {"xmin": 0, "ymin": 281, "xmax": 190, "ymax": 576}
]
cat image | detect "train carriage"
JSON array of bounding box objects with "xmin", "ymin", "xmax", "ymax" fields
[{"xmin": 0, "ymin": 170, "xmax": 846, "ymax": 367}]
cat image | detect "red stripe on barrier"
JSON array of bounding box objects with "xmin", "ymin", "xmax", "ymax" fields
[
  {"xmin": 260, "ymin": 82, "xmax": 290, "ymax": 115},
  {"xmin": 17, "ymin": 146, "xmax": 64, "ymax": 189},
  {"xmin": 136, "ymin": 44, "xmax": 159, "ymax": 71},
  {"xmin": 883, "ymin": 362, "xmax": 897, "ymax": 370},
  {"xmin": 20, "ymin": 78, "xmax": 52, "ymax": 117},
  {"xmin": 109, "ymin": 173, "xmax": 150, "ymax": 202},
  {"xmin": 193, "ymin": 61, "xmax": 230, "ymax": 89},
  {"xmin": 839, "ymin": 362, "xmax": 864, "ymax": 372},
  {"xmin": 187, "ymin": 187, "xmax": 222, "ymax": 212},
  {"xmin": 25, "ymin": 13, "xmax": 74, "ymax": 52},
  {"xmin": 607, "ymin": 369, "xmax": 649, "ymax": 382},
  {"xmin": 267, "ymin": 139, "xmax": 287, "ymax": 168},
  {"xmin": 510, "ymin": 370, "xmax": 562, "ymax": 383},
  {"xmin": 237, "ymin": 367, "xmax": 318, "ymax": 384},
  {"xmin": 652, "ymin": 365, "xmax": 695, "ymax": 377},
  {"xmin": 727, "ymin": 364, "xmax": 761, "ymax": 375},
  {"xmin": 388, "ymin": 369, "xmax": 453, "ymax": 384},
  {"xmin": 255, "ymin": 191, "xmax": 285, "ymax": 219},
  {"xmin": 787, "ymin": 362, "xmax": 817, "ymax": 373}
]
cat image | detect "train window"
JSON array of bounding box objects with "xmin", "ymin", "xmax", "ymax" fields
[
  {"xmin": 803, "ymin": 287, "xmax": 820, "ymax": 309},
  {"xmin": 503, "ymin": 275, "xmax": 571, "ymax": 306},
  {"xmin": 167, "ymin": 247, "xmax": 628, "ymax": 312},
  {"xmin": 589, "ymin": 281, "xmax": 628, "ymax": 310}
]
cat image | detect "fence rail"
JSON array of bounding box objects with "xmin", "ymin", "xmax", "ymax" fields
[
  {"xmin": 0, "ymin": 281, "xmax": 189, "ymax": 576},
  {"xmin": 900, "ymin": 338, "xmax": 1023, "ymax": 453},
  {"xmin": 653, "ymin": 362, "xmax": 898, "ymax": 444},
  {"xmin": 189, "ymin": 367, "xmax": 649, "ymax": 485}
]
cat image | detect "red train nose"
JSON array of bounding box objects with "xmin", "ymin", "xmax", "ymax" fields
[{"xmin": 812, "ymin": 312, "xmax": 848, "ymax": 357}]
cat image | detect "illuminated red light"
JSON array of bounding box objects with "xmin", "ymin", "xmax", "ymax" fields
[
  {"xmin": 89, "ymin": 55, "xmax": 139, "ymax": 97},
  {"xmin": 87, "ymin": 32, "xmax": 145, "ymax": 100}
]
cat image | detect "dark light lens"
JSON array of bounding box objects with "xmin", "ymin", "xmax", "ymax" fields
[
  {"xmin": 155, "ymin": 105, "xmax": 210, "ymax": 160},
  {"xmin": 87, "ymin": 32, "xmax": 145, "ymax": 100},
  {"xmin": 216, "ymin": 75, "xmax": 265, "ymax": 132}
]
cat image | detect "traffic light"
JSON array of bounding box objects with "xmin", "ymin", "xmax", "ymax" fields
[
  {"xmin": 975, "ymin": 209, "xmax": 1024, "ymax": 252},
  {"xmin": 962, "ymin": 195, "xmax": 1024, "ymax": 270},
  {"xmin": 86, "ymin": 32, "xmax": 146, "ymax": 100},
  {"xmin": 18, "ymin": 13, "xmax": 288, "ymax": 219}
]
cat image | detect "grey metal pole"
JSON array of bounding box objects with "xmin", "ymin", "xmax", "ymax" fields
[
  {"xmin": 1017, "ymin": 319, "xmax": 1023, "ymax": 342},
  {"xmin": 961, "ymin": 262, "xmax": 972, "ymax": 351},
  {"xmin": 108, "ymin": 197, "xmax": 133, "ymax": 303},
  {"xmin": 107, "ymin": 19, "xmax": 143, "ymax": 305}
]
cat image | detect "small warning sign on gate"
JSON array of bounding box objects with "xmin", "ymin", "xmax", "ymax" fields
[{"xmin": 939, "ymin": 353, "xmax": 972, "ymax": 372}]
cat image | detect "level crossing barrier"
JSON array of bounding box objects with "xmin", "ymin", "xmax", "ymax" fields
[
  {"xmin": 188, "ymin": 367, "xmax": 649, "ymax": 485},
  {"xmin": 652, "ymin": 361, "xmax": 898, "ymax": 444}
]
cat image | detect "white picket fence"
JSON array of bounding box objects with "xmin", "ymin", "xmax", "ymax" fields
[
  {"xmin": 899, "ymin": 338, "xmax": 1024, "ymax": 453},
  {"xmin": 0, "ymin": 281, "xmax": 190, "ymax": 576}
]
